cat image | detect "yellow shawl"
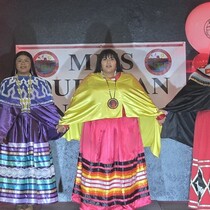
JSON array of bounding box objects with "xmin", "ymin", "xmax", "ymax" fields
[{"xmin": 59, "ymin": 72, "xmax": 162, "ymax": 157}]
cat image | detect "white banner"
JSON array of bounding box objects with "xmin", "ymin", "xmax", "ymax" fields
[{"xmin": 16, "ymin": 42, "xmax": 186, "ymax": 112}]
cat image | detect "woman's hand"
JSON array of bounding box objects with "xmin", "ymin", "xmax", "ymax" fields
[
  {"xmin": 1, "ymin": 138, "xmax": 8, "ymax": 145},
  {"xmin": 156, "ymin": 110, "xmax": 168, "ymax": 125},
  {"xmin": 56, "ymin": 125, "xmax": 69, "ymax": 133}
]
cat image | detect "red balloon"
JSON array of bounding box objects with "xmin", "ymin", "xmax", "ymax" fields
[
  {"xmin": 192, "ymin": 53, "xmax": 209, "ymax": 70},
  {"xmin": 185, "ymin": 2, "xmax": 210, "ymax": 53}
]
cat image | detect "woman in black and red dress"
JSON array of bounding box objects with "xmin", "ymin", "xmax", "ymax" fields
[{"xmin": 162, "ymin": 62, "xmax": 210, "ymax": 209}]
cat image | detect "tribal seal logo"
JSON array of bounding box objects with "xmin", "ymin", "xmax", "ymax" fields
[
  {"xmin": 34, "ymin": 51, "xmax": 59, "ymax": 77},
  {"xmin": 204, "ymin": 19, "xmax": 210, "ymax": 39},
  {"xmin": 144, "ymin": 49, "xmax": 172, "ymax": 75}
]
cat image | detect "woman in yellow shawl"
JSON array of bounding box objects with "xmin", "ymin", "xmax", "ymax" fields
[{"xmin": 57, "ymin": 49, "xmax": 165, "ymax": 210}]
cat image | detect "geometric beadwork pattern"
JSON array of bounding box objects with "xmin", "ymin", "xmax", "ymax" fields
[{"xmin": 191, "ymin": 168, "xmax": 207, "ymax": 202}]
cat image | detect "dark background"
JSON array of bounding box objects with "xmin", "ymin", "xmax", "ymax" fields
[{"xmin": 0, "ymin": 0, "xmax": 209, "ymax": 80}]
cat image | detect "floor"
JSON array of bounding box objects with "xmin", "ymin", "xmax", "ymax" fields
[{"xmin": 0, "ymin": 201, "xmax": 190, "ymax": 210}]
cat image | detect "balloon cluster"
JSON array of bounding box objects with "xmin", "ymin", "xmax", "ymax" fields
[{"xmin": 185, "ymin": 2, "xmax": 210, "ymax": 71}]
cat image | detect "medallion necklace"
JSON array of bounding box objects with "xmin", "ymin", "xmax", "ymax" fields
[
  {"xmin": 16, "ymin": 74, "xmax": 32, "ymax": 113},
  {"xmin": 104, "ymin": 77, "xmax": 119, "ymax": 109}
]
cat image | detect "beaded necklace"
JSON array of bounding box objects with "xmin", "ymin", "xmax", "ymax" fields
[
  {"xmin": 104, "ymin": 77, "xmax": 119, "ymax": 109},
  {"xmin": 101, "ymin": 71, "xmax": 119, "ymax": 109},
  {"xmin": 16, "ymin": 74, "xmax": 32, "ymax": 112}
]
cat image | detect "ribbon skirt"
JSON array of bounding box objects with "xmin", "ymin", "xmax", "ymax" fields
[
  {"xmin": 72, "ymin": 117, "xmax": 151, "ymax": 210},
  {"xmin": 189, "ymin": 110, "xmax": 210, "ymax": 209}
]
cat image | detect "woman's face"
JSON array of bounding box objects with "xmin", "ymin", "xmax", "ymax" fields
[
  {"xmin": 16, "ymin": 55, "xmax": 31, "ymax": 76},
  {"xmin": 101, "ymin": 55, "xmax": 117, "ymax": 77}
]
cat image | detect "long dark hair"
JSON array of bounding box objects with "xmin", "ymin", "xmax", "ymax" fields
[
  {"xmin": 94, "ymin": 49, "xmax": 123, "ymax": 73},
  {"xmin": 11, "ymin": 51, "xmax": 38, "ymax": 77}
]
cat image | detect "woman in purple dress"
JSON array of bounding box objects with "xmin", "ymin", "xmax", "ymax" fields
[{"xmin": 0, "ymin": 51, "xmax": 63, "ymax": 210}]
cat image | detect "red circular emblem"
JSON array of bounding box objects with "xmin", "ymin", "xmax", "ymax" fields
[
  {"xmin": 144, "ymin": 49, "xmax": 172, "ymax": 75},
  {"xmin": 33, "ymin": 51, "xmax": 59, "ymax": 77}
]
